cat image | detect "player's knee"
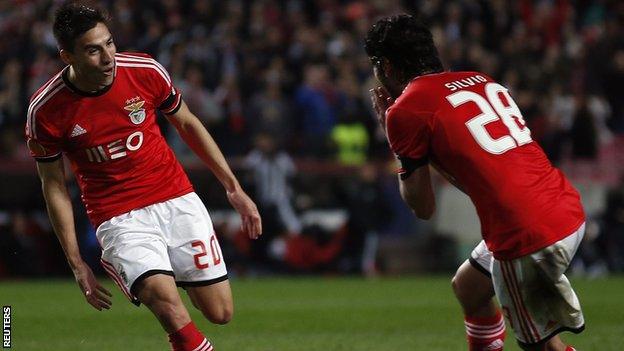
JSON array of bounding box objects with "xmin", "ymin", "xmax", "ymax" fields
[
  {"xmin": 139, "ymin": 289, "xmax": 186, "ymax": 324},
  {"xmin": 201, "ymin": 304, "xmax": 233, "ymax": 325},
  {"xmin": 544, "ymin": 336, "xmax": 567, "ymax": 351},
  {"xmin": 451, "ymin": 272, "xmax": 465, "ymax": 298}
]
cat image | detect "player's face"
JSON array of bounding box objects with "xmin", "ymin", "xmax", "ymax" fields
[{"xmin": 66, "ymin": 22, "xmax": 116, "ymax": 89}]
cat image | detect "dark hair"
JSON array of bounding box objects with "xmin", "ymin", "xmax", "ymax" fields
[
  {"xmin": 364, "ymin": 14, "xmax": 443, "ymax": 81},
  {"xmin": 53, "ymin": 1, "xmax": 110, "ymax": 52}
]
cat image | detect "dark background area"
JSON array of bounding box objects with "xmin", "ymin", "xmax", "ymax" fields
[{"xmin": 1, "ymin": 0, "xmax": 624, "ymax": 279}]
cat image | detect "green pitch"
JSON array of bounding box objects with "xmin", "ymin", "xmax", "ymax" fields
[{"xmin": 2, "ymin": 276, "xmax": 623, "ymax": 350}]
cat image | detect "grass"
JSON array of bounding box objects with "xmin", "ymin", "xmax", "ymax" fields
[{"xmin": 1, "ymin": 276, "xmax": 623, "ymax": 350}]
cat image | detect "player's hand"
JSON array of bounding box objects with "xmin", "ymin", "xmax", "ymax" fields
[
  {"xmin": 370, "ymin": 86, "xmax": 394, "ymax": 135},
  {"xmin": 227, "ymin": 188, "xmax": 262, "ymax": 239},
  {"xmin": 72, "ymin": 261, "xmax": 112, "ymax": 311}
]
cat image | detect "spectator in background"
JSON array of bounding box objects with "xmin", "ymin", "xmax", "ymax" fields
[
  {"xmin": 1, "ymin": 0, "xmax": 624, "ymax": 279},
  {"xmin": 0, "ymin": 59, "xmax": 29, "ymax": 160},
  {"xmin": 571, "ymin": 94, "xmax": 599, "ymax": 160},
  {"xmin": 330, "ymin": 113, "xmax": 369, "ymax": 166},
  {"xmin": 170, "ymin": 64, "xmax": 223, "ymax": 162},
  {"xmin": 566, "ymin": 92, "xmax": 612, "ymax": 179},
  {"xmin": 1, "ymin": 0, "xmax": 623, "ymax": 159},
  {"xmin": 213, "ymin": 73, "xmax": 247, "ymax": 155},
  {"xmin": 295, "ymin": 64, "xmax": 336, "ymax": 157},
  {"xmin": 547, "ymin": 84, "xmax": 576, "ymax": 163},
  {"xmin": 330, "ymin": 71, "xmax": 371, "ymax": 165},
  {"xmin": 0, "ymin": 211, "xmax": 37, "ymax": 276},
  {"xmin": 0, "ymin": 59, "xmax": 24, "ymax": 127},
  {"xmin": 604, "ymin": 50, "xmax": 624, "ymax": 133},
  {"xmin": 245, "ymin": 74, "xmax": 294, "ymax": 144},
  {"xmin": 600, "ymin": 174, "xmax": 624, "ymax": 272},
  {"xmin": 244, "ymin": 133, "xmax": 301, "ymax": 268},
  {"xmin": 337, "ymin": 164, "xmax": 389, "ymax": 276},
  {"xmin": 245, "ymin": 133, "xmax": 301, "ymax": 235}
]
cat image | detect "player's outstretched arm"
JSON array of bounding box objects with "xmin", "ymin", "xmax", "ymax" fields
[
  {"xmin": 36, "ymin": 159, "xmax": 112, "ymax": 311},
  {"xmin": 399, "ymin": 166, "xmax": 436, "ymax": 220},
  {"xmin": 166, "ymin": 101, "xmax": 262, "ymax": 239}
]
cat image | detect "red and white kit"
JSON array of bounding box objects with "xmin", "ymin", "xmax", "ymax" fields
[
  {"xmin": 26, "ymin": 53, "xmax": 227, "ymax": 302},
  {"xmin": 386, "ymin": 72, "xmax": 585, "ymax": 260},
  {"xmin": 385, "ymin": 71, "xmax": 585, "ymax": 345}
]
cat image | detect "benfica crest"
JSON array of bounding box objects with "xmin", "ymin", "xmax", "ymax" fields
[{"xmin": 124, "ymin": 99, "xmax": 146, "ymax": 125}]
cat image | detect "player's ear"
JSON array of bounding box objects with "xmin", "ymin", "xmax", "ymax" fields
[{"xmin": 59, "ymin": 49, "xmax": 73, "ymax": 65}]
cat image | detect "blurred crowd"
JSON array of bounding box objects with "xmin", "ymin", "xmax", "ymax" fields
[{"xmin": 1, "ymin": 0, "xmax": 624, "ymax": 277}]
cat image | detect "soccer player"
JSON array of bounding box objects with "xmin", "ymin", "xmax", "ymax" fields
[
  {"xmin": 366, "ymin": 15, "xmax": 585, "ymax": 351},
  {"xmin": 25, "ymin": 3, "xmax": 261, "ymax": 351}
]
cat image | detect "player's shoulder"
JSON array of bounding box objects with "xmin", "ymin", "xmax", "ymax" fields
[
  {"xmin": 116, "ymin": 51, "xmax": 161, "ymax": 64},
  {"xmin": 28, "ymin": 68, "xmax": 66, "ymax": 103},
  {"xmin": 115, "ymin": 52, "xmax": 163, "ymax": 68},
  {"xmin": 394, "ymin": 71, "xmax": 496, "ymax": 110},
  {"xmin": 437, "ymin": 71, "xmax": 497, "ymax": 91},
  {"xmin": 389, "ymin": 72, "xmax": 449, "ymax": 114},
  {"xmin": 115, "ymin": 52, "xmax": 171, "ymax": 81},
  {"xmin": 27, "ymin": 68, "xmax": 71, "ymax": 123},
  {"xmin": 407, "ymin": 71, "xmax": 493, "ymax": 92},
  {"xmin": 117, "ymin": 51, "xmax": 153, "ymax": 59}
]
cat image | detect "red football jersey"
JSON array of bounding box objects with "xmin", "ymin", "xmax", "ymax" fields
[
  {"xmin": 25, "ymin": 52, "xmax": 193, "ymax": 227},
  {"xmin": 386, "ymin": 71, "xmax": 585, "ymax": 260}
]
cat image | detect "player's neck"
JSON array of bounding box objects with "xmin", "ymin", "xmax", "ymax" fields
[
  {"xmin": 409, "ymin": 69, "xmax": 443, "ymax": 82},
  {"xmin": 67, "ymin": 66, "xmax": 110, "ymax": 93}
]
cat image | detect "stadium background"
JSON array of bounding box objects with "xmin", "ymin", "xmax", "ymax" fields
[{"xmin": 0, "ymin": 0, "xmax": 623, "ymax": 350}]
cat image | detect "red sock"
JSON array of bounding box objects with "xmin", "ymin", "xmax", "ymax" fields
[
  {"xmin": 565, "ymin": 347, "xmax": 576, "ymax": 351},
  {"xmin": 168, "ymin": 321, "xmax": 213, "ymax": 351},
  {"xmin": 464, "ymin": 311, "xmax": 506, "ymax": 351}
]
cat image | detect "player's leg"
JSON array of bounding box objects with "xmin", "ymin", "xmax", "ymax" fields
[
  {"xmin": 543, "ymin": 337, "xmax": 570, "ymax": 351},
  {"xmin": 97, "ymin": 207, "xmax": 213, "ymax": 351},
  {"xmin": 165, "ymin": 193, "xmax": 232, "ymax": 325},
  {"xmin": 513, "ymin": 336, "xmax": 570, "ymax": 351},
  {"xmin": 452, "ymin": 241, "xmax": 505, "ymax": 351},
  {"xmin": 185, "ymin": 280, "xmax": 233, "ymax": 324},
  {"xmin": 134, "ymin": 274, "xmax": 213, "ymax": 351},
  {"xmin": 491, "ymin": 223, "xmax": 585, "ymax": 351},
  {"xmin": 452, "ymin": 260, "xmax": 497, "ymax": 316},
  {"xmin": 134, "ymin": 274, "xmax": 192, "ymax": 331},
  {"xmin": 492, "ymin": 259, "xmax": 578, "ymax": 351}
]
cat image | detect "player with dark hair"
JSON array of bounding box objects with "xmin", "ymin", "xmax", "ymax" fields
[
  {"xmin": 26, "ymin": 2, "xmax": 261, "ymax": 350},
  {"xmin": 366, "ymin": 15, "xmax": 584, "ymax": 351}
]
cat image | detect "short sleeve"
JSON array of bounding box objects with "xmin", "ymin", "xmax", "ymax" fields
[
  {"xmin": 157, "ymin": 83, "xmax": 183, "ymax": 115},
  {"xmin": 25, "ymin": 110, "xmax": 63, "ymax": 162},
  {"xmin": 386, "ymin": 106, "xmax": 432, "ymax": 179},
  {"xmin": 128, "ymin": 53, "xmax": 182, "ymax": 115}
]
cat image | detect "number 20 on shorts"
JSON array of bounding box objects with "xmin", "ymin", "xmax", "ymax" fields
[
  {"xmin": 447, "ymin": 82, "xmax": 533, "ymax": 155},
  {"xmin": 192, "ymin": 236, "xmax": 222, "ymax": 269}
]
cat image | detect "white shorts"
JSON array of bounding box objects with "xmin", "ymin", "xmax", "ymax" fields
[
  {"xmin": 469, "ymin": 240, "xmax": 493, "ymax": 277},
  {"xmin": 469, "ymin": 223, "xmax": 585, "ymax": 346},
  {"xmin": 96, "ymin": 192, "xmax": 227, "ymax": 305}
]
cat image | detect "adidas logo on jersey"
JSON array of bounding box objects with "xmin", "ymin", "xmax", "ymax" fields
[{"xmin": 70, "ymin": 124, "xmax": 87, "ymax": 137}]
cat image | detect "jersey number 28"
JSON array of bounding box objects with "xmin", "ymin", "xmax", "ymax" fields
[{"xmin": 446, "ymin": 83, "xmax": 532, "ymax": 154}]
